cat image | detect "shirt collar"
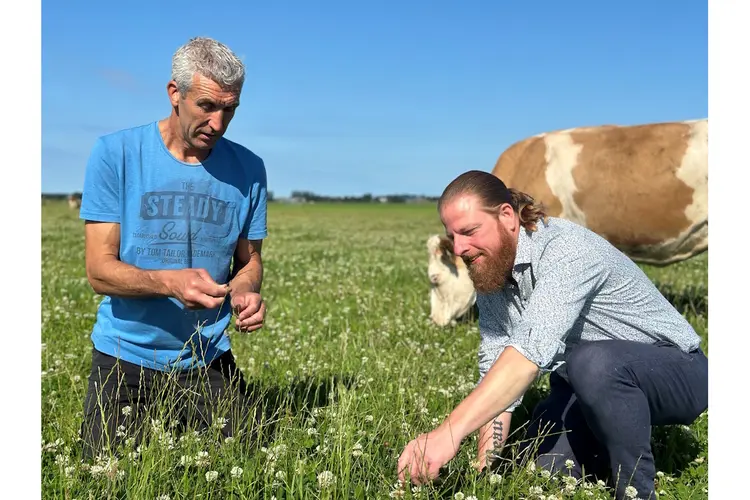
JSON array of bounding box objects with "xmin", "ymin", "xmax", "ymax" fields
[{"xmin": 513, "ymin": 227, "xmax": 533, "ymax": 268}]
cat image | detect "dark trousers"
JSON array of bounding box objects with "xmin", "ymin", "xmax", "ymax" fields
[
  {"xmin": 80, "ymin": 347, "xmax": 261, "ymax": 460},
  {"xmin": 519, "ymin": 339, "xmax": 708, "ymax": 500}
]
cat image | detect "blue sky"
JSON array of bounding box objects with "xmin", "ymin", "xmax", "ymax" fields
[{"xmin": 42, "ymin": 0, "xmax": 707, "ymax": 198}]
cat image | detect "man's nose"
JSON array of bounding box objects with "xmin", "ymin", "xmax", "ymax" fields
[
  {"xmin": 207, "ymin": 112, "xmax": 226, "ymax": 133},
  {"xmin": 453, "ymin": 237, "xmax": 468, "ymax": 256}
]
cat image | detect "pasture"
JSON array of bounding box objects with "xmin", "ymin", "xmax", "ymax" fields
[{"xmin": 41, "ymin": 200, "xmax": 708, "ymax": 499}]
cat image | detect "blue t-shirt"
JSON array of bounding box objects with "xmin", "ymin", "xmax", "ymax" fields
[{"xmin": 79, "ymin": 121, "xmax": 268, "ymax": 371}]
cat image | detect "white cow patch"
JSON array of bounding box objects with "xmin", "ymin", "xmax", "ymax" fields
[
  {"xmin": 662, "ymin": 119, "xmax": 708, "ymax": 262},
  {"xmin": 544, "ymin": 132, "xmax": 587, "ymax": 226}
]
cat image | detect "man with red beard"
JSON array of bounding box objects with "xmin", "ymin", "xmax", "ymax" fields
[{"xmin": 397, "ymin": 170, "xmax": 708, "ymax": 500}]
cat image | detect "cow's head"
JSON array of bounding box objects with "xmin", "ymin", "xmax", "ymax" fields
[
  {"xmin": 426, "ymin": 234, "xmax": 478, "ymax": 326},
  {"xmin": 427, "ymin": 234, "xmax": 460, "ymax": 285}
]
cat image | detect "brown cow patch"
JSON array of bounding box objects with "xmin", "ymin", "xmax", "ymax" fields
[{"xmin": 569, "ymin": 122, "xmax": 695, "ymax": 247}]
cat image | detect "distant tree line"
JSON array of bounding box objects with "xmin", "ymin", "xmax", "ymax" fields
[{"xmin": 280, "ymin": 191, "xmax": 438, "ymax": 203}]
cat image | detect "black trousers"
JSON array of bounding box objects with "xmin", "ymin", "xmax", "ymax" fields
[
  {"xmin": 519, "ymin": 339, "xmax": 708, "ymax": 500},
  {"xmin": 80, "ymin": 347, "xmax": 261, "ymax": 460}
]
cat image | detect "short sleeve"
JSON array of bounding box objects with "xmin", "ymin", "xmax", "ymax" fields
[
  {"xmin": 240, "ymin": 159, "xmax": 268, "ymax": 240},
  {"xmin": 79, "ymin": 137, "xmax": 120, "ymax": 223}
]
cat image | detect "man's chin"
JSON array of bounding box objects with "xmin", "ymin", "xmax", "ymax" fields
[{"xmin": 468, "ymin": 268, "xmax": 506, "ymax": 293}]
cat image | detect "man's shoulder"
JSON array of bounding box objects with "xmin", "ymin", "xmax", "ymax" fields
[
  {"xmin": 527, "ymin": 217, "xmax": 612, "ymax": 264},
  {"xmin": 219, "ymin": 137, "xmax": 266, "ymax": 174},
  {"xmin": 91, "ymin": 122, "xmax": 157, "ymax": 159},
  {"xmin": 97, "ymin": 122, "xmax": 155, "ymax": 146},
  {"xmin": 532, "ymin": 217, "xmax": 605, "ymax": 247}
]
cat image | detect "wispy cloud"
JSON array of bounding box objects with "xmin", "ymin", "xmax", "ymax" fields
[
  {"xmin": 98, "ymin": 68, "xmax": 142, "ymax": 93},
  {"xmin": 42, "ymin": 145, "xmax": 84, "ymax": 161}
]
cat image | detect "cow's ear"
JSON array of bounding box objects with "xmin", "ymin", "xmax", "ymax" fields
[{"xmin": 438, "ymin": 236, "xmax": 453, "ymax": 256}]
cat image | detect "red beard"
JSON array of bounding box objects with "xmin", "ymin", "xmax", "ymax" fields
[{"xmin": 465, "ymin": 226, "xmax": 517, "ymax": 293}]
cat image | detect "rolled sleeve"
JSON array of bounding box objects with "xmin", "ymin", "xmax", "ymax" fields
[
  {"xmin": 476, "ymin": 295, "xmax": 525, "ymax": 413},
  {"xmin": 508, "ymin": 237, "xmax": 607, "ymax": 370}
]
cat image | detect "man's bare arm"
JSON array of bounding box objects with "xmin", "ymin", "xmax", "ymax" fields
[
  {"xmin": 441, "ymin": 346, "xmax": 539, "ymax": 444},
  {"xmin": 84, "ymin": 221, "xmax": 227, "ymax": 308},
  {"xmin": 85, "ymin": 221, "xmax": 173, "ymax": 297},
  {"xmin": 476, "ymin": 411, "xmax": 512, "ymax": 469},
  {"xmin": 228, "ymin": 238, "xmax": 263, "ymax": 294}
]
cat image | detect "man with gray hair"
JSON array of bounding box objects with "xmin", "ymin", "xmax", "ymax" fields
[{"xmin": 78, "ymin": 37, "xmax": 268, "ymax": 459}]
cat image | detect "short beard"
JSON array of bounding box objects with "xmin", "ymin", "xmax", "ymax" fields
[{"xmin": 466, "ymin": 226, "xmax": 517, "ymax": 293}]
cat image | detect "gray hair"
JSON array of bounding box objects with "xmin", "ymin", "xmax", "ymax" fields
[{"xmin": 171, "ymin": 37, "xmax": 245, "ymax": 94}]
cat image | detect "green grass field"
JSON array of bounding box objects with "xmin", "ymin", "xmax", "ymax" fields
[{"xmin": 41, "ymin": 200, "xmax": 708, "ymax": 500}]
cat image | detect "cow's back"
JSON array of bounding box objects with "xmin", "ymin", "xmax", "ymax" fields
[{"xmin": 491, "ymin": 119, "xmax": 708, "ymax": 266}]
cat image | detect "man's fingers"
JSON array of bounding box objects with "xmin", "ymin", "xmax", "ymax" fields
[
  {"xmin": 397, "ymin": 445, "xmax": 412, "ymax": 483},
  {"xmin": 193, "ymin": 294, "xmax": 225, "ymax": 310},
  {"xmin": 230, "ymin": 294, "xmax": 246, "ymax": 310},
  {"xmin": 193, "ymin": 269, "xmax": 228, "ymax": 297},
  {"xmin": 238, "ymin": 300, "xmax": 264, "ymax": 321}
]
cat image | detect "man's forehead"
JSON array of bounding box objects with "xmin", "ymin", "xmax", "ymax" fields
[
  {"xmin": 190, "ymin": 75, "xmax": 240, "ymax": 103},
  {"xmin": 442, "ymin": 195, "xmax": 485, "ymax": 230},
  {"xmin": 443, "ymin": 194, "xmax": 481, "ymax": 218}
]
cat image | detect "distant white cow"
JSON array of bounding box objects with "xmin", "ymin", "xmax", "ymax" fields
[
  {"xmin": 427, "ymin": 234, "xmax": 477, "ymax": 326},
  {"xmin": 68, "ymin": 194, "xmax": 82, "ymax": 210}
]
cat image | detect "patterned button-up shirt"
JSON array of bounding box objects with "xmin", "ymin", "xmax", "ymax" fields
[{"xmin": 475, "ymin": 217, "xmax": 702, "ymax": 412}]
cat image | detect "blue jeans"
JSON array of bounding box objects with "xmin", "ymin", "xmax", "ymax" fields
[{"xmin": 519, "ymin": 339, "xmax": 708, "ymax": 500}]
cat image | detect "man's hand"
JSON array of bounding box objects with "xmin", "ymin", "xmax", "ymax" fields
[
  {"xmin": 230, "ymin": 291, "xmax": 266, "ymax": 332},
  {"xmin": 166, "ymin": 268, "xmax": 229, "ymax": 309},
  {"xmin": 397, "ymin": 425, "xmax": 461, "ymax": 485}
]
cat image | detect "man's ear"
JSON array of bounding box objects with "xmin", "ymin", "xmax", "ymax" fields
[
  {"xmin": 167, "ymin": 80, "xmax": 181, "ymax": 108},
  {"xmin": 497, "ymin": 203, "xmax": 517, "ymax": 231}
]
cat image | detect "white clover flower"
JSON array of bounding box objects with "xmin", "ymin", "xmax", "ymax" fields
[
  {"xmin": 489, "ymin": 473, "xmax": 503, "ymax": 485},
  {"xmin": 205, "ymin": 470, "xmax": 219, "ymax": 482},
  {"xmin": 624, "ymin": 485, "xmax": 638, "ymax": 498},
  {"xmin": 565, "ymin": 459, "xmax": 574, "ymax": 469},
  {"xmin": 230, "ymin": 466, "xmax": 243, "ymax": 478},
  {"xmin": 562, "ymin": 475, "xmax": 577, "ymax": 487},
  {"xmin": 317, "ymin": 470, "xmax": 335, "ymax": 489},
  {"xmin": 195, "ymin": 451, "xmax": 209, "ymax": 467},
  {"xmin": 454, "ymin": 493, "xmax": 465, "ymax": 500},
  {"xmin": 121, "ymin": 406, "xmax": 132, "ymax": 417},
  {"xmin": 213, "ymin": 417, "xmax": 228, "ymax": 430}
]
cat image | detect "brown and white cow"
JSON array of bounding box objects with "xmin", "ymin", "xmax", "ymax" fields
[
  {"xmin": 492, "ymin": 118, "xmax": 708, "ymax": 266},
  {"xmin": 427, "ymin": 118, "xmax": 707, "ymax": 326},
  {"xmin": 426, "ymin": 234, "xmax": 477, "ymax": 327}
]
